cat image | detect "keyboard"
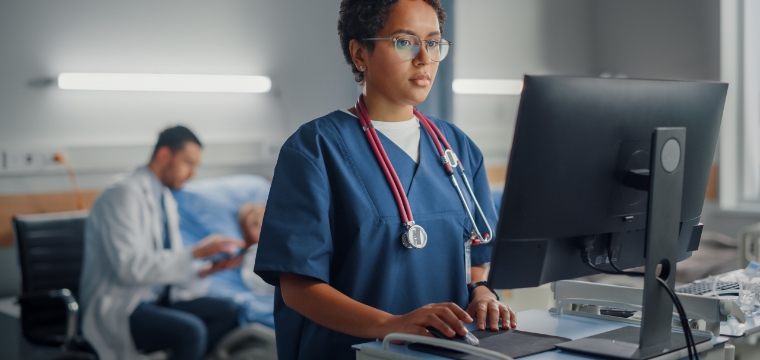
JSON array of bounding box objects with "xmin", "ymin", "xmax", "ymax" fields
[{"xmin": 675, "ymin": 280, "xmax": 741, "ymax": 296}]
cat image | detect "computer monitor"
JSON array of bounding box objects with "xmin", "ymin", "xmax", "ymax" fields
[{"xmin": 487, "ymin": 75, "xmax": 728, "ymax": 359}]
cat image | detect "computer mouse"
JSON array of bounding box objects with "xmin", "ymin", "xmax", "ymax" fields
[{"xmin": 426, "ymin": 326, "xmax": 480, "ymax": 346}]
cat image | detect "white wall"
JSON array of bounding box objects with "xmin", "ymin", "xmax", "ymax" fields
[
  {"xmin": 452, "ymin": 0, "xmax": 595, "ymax": 167},
  {"xmin": 453, "ymin": 0, "xmax": 720, "ymax": 169},
  {"xmin": 0, "ymin": 0, "xmax": 357, "ymax": 195},
  {"xmin": 0, "ymin": 0, "xmax": 357, "ymax": 298},
  {"xmin": 591, "ymin": 0, "xmax": 720, "ymax": 81},
  {"xmin": 1, "ymin": 0, "xmax": 719, "ymax": 191},
  {"xmin": 0, "ymin": 0, "xmax": 727, "ymax": 298}
]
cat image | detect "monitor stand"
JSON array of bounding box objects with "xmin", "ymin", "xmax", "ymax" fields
[{"xmin": 556, "ymin": 128, "xmax": 712, "ymax": 359}]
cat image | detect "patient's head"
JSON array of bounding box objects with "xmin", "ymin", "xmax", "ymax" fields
[
  {"xmin": 238, "ymin": 203, "xmax": 266, "ymax": 247},
  {"xmin": 148, "ymin": 126, "xmax": 203, "ymax": 190}
]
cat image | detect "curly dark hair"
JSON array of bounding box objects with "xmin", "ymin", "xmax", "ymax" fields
[{"xmin": 338, "ymin": 0, "xmax": 447, "ymax": 83}]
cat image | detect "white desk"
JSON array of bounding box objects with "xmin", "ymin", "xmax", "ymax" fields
[
  {"xmin": 354, "ymin": 309, "xmax": 729, "ymax": 360},
  {"xmin": 688, "ymin": 269, "xmax": 760, "ymax": 338},
  {"xmin": 722, "ymin": 310, "xmax": 760, "ymax": 338}
]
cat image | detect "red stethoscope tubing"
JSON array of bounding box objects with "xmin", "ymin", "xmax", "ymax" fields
[
  {"xmin": 356, "ymin": 97, "xmax": 413, "ymax": 224},
  {"xmin": 356, "ymin": 94, "xmax": 492, "ymax": 244},
  {"xmin": 416, "ymin": 111, "xmax": 453, "ymax": 173},
  {"xmin": 418, "ymin": 110, "xmax": 465, "ymax": 170},
  {"xmin": 415, "ymin": 107, "xmax": 492, "ymax": 244}
]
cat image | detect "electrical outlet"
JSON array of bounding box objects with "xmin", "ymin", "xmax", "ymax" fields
[{"xmin": 2, "ymin": 150, "xmax": 58, "ymax": 171}]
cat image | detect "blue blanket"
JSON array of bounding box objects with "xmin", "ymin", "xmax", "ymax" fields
[{"xmin": 173, "ymin": 175, "xmax": 274, "ymax": 328}]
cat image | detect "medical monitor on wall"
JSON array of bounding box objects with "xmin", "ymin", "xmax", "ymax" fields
[{"xmin": 488, "ymin": 76, "xmax": 727, "ymax": 290}]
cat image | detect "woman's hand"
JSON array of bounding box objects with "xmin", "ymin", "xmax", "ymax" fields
[
  {"xmin": 279, "ymin": 273, "xmax": 477, "ymax": 341},
  {"xmin": 379, "ymin": 303, "xmax": 473, "ymax": 339},
  {"xmin": 465, "ymin": 286, "xmax": 517, "ymax": 331}
]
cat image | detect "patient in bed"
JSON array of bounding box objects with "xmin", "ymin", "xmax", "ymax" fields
[
  {"xmin": 238, "ymin": 203, "xmax": 275, "ymax": 295},
  {"xmin": 173, "ymin": 175, "xmax": 275, "ymax": 328}
]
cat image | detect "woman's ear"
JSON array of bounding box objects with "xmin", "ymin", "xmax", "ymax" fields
[{"xmin": 349, "ymin": 39, "xmax": 367, "ymax": 72}]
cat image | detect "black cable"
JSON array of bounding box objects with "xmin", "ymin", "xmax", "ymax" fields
[
  {"xmin": 604, "ymin": 241, "xmax": 630, "ymax": 275},
  {"xmin": 603, "ymin": 240, "xmax": 699, "ymax": 360},
  {"xmin": 577, "ymin": 240, "xmax": 697, "ymax": 360},
  {"xmin": 606, "ymin": 256, "xmax": 694, "ymax": 351},
  {"xmin": 605, "ymin": 243, "xmax": 699, "ymax": 360},
  {"xmin": 657, "ymin": 277, "xmax": 700, "ymax": 360},
  {"xmin": 602, "ymin": 243, "xmax": 697, "ymax": 360}
]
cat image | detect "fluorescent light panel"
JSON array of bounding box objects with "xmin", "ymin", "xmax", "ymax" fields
[
  {"xmin": 58, "ymin": 73, "xmax": 272, "ymax": 93},
  {"xmin": 452, "ymin": 79, "xmax": 523, "ymax": 95}
]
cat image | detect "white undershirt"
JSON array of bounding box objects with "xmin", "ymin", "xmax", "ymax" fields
[{"xmin": 341, "ymin": 109, "xmax": 421, "ymax": 163}]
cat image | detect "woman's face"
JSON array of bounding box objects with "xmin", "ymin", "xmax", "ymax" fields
[{"xmin": 362, "ymin": 0, "xmax": 441, "ymax": 106}]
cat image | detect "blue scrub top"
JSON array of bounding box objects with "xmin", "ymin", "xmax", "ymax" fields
[{"xmin": 254, "ymin": 110, "xmax": 497, "ymax": 360}]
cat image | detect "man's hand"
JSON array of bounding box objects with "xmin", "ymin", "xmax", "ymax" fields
[
  {"xmin": 191, "ymin": 234, "xmax": 245, "ymax": 259},
  {"xmin": 465, "ymin": 286, "xmax": 517, "ymax": 331},
  {"xmin": 198, "ymin": 256, "xmax": 244, "ymax": 278}
]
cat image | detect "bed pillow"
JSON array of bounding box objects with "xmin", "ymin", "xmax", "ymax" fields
[{"xmin": 173, "ymin": 175, "xmax": 271, "ymax": 247}]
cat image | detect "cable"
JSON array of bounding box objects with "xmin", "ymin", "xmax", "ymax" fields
[
  {"xmin": 578, "ymin": 239, "xmax": 697, "ymax": 360},
  {"xmin": 607, "ymin": 245, "xmax": 699, "ymax": 360},
  {"xmin": 657, "ymin": 277, "xmax": 699, "ymax": 360},
  {"xmin": 602, "ymin": 241, "xmax": 698, "ymax": 360},
  {"xmin": 53, "ymin": 152, "xmax": 85, "ymax": 210}
]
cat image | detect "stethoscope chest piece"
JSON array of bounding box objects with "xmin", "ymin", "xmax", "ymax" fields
[
  {"xmin": 355, "ymin": 94, "xmax": 493, "ymax": 251},
  {"xmin": 402, "ymin": 224, "xmax": 428, "ymax": 249}
]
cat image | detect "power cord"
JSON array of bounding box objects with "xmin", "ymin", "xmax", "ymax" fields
[
  {"xmin": 578, "ymin": 238, "xmax": 698, "ymax": 360},
  {"xmin": 602, "ymin": 241, "xmax": 699, "ymax": 360},
  {"xmin": 53, "ymin": 152, "xmax": 85, "ymax": 210}
]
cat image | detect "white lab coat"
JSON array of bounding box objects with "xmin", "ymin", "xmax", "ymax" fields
[{"xmin": 79, "ymin": 166, "xmax": 202, "ymax": 360}]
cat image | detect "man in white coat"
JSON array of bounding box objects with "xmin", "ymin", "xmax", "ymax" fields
[{"xmin": 79, "ymin": 126, "xmax": 246, "ymax": 360}]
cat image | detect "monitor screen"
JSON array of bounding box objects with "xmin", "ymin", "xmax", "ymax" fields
[{"xmin": 488, "ymin": 76, "xmax": 727, "ymax": 289}]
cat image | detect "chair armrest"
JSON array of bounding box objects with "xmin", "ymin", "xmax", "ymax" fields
[{"xmin": 18, "ymin": 288, "xmax": 79, "ymax": 347}]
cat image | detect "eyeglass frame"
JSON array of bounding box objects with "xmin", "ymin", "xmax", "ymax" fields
[{"xmin": 363, "ymin": 35, "xmax": 452, "ymax": 62}]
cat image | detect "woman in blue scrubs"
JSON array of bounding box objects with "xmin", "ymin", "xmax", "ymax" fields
[{"xmin": 254, "ymin": 0, "xmax": 516, "ymax": 359}]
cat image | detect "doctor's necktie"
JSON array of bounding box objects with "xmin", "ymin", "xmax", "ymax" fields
[
  {"xmin": 161, "ymin": 192, "xmax": 171, "ymax": 249},
  {"xmin": 157, "ymin": 192, "xmax": 172, "ymax": 306}
]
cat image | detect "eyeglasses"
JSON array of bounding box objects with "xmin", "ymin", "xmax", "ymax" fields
[{"xmin": 364, "ymin": 35, "xmax": 451, "ymax": 62}]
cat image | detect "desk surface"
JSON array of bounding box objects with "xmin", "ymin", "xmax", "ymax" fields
[
  {"xmin": 722, "ymin": 311, "xmax": 760, "ymax": 337},
  {"xmin": 687, "ymin": 268, "xmax": 760, "ymax": 338},
  {"xmin": 354, "ymin": 309, "xmax": 728, "ymax": 360}
]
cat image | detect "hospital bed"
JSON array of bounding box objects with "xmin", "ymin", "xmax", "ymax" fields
[{"xmin": 173, "ymin": 174, "xmax": 276, "ymax": 360}]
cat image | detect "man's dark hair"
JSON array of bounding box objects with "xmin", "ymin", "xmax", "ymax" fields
[
  {"xmin": 338, "ymin": 0, "xmax": 446, "ymax": 83},
  {"xmin": 151, "ymin": 125, "xmax": 202, "ymax": 159}
]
